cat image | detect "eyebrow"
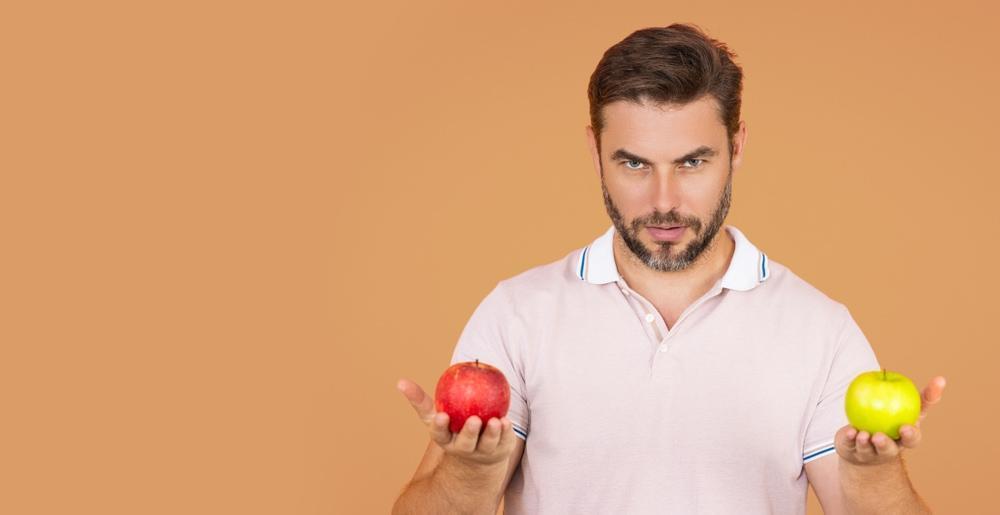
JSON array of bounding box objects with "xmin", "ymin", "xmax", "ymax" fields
[{"xmin": 609, "ymin": 145, "xmax": 718, "ymax": 166}]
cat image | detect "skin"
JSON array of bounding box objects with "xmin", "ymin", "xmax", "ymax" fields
[{"xmin": 584, "ymin": 94, "xmax": 746, "ymax": 325}]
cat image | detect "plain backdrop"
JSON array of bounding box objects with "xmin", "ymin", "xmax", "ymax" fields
[{"xmin": 2, "ymin": 1, "xmax": 997, "ymax": 513}]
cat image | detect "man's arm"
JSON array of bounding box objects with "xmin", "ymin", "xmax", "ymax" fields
[
  {"xmin": 809, "ymin": 375, "xmax": 945, "ymax": 514},
  {"xmin": 839, "ymin": 453, "xmax": 931, "ymax": 514},
  {"xmin": 806, "ymin": 452, "xmax": 931, "ymax": 515},
  {"xmin": 393, "ymin": 435, "xmax": 524, "ymax": 515}
]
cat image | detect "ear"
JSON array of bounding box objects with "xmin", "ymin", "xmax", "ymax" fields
[
  {"xmin": 730, "ymin": 120, "xmax": 748, "ymax": 170},
  {"xmin": 585, "ymin": 125, "xmax": 602, "ymax": 179}
]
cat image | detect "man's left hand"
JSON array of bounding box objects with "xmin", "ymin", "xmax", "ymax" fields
[{"xmin": 834, "ymin": 375, "xmax": 946, "ymax": 466}]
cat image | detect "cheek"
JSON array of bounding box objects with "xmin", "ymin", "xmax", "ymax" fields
[
  {"xmin": 688, "ymin": 175, "xmax": 728, "ymax": 208},
  {"xmin": 609, "ymin": 176, "xmax": 651, "ymax": 201},
  {"xmin": 691, "ymin": 190, "xmax": 718, "ymax": 213},
  {"xmin": 608, "ymin": 187, "xmax": 646, "ymax": 219}
]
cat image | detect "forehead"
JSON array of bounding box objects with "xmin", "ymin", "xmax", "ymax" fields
[{"xmin": 600, "ymin": 95, "xmax": 727, "ymax": 155}]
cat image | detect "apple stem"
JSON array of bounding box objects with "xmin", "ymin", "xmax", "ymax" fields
[
  {"xmin": 476, "ymin": 359, "xmax": 479, "ymax": 367},
  {"xmin": 882, "ymin": 368, "xmax": 886, "ymax": 380}
]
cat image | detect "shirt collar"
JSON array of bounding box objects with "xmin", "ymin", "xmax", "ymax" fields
[{"xmin": 576, "ymin": 224, "xmax": 770, "ymax": 291}]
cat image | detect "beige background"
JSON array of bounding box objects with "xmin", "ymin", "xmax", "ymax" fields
[{"xmin": 1, "ymin": 1, "xmax": 997, "ymax": 513}]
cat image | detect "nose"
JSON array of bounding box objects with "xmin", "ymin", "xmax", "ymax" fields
[{"xmin": 649, "ymin": 170, "xmax": 683, "ymax": 215}]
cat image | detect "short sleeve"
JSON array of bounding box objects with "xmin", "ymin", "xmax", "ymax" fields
[
  {"xmin": 802, "ymin": 306, "xmax": 881, "ymax": 464},
  {"xmin": 449, "ymin": 281, "xmax": 530, "ymax": 440}
]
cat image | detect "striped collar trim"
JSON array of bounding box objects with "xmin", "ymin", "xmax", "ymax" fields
[{"xmin": 576, "ymin": 224, "xmax": 770, "ymax": 291}]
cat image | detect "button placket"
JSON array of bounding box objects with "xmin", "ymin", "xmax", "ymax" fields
[
  {"xmin": 629, "ymin": 292, "xmax": 671, "ymax": 355},
  {"xmin": 637, "ymin": 301, "xmax": 667, "ymax": 351},
  {"xmin": 619, "ymin": 280, "xmax": 669, "ymax": 353}
]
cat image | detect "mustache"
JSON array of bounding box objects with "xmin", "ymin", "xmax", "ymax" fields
[{"xmin": 634, "ymin": 213, "xmax": 702, "ymax": 231}]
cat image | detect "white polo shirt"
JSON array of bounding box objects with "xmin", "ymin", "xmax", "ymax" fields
[{"xmin": 449, "ymin": 224, "xmax": 881, "ymax": 514}]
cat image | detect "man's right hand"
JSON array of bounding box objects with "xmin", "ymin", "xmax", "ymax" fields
[{"xmin": 396, "ymin": 378, "xmax": 516, "ymax": 468}]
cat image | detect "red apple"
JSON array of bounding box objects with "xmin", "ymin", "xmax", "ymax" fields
[{"xmin": 435, "ymin": 359, "xmax": 511, "ymax": 434}]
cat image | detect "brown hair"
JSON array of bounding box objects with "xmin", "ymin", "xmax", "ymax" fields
[{"xmin": 587, "ymin": 23, "xmax": 744, "ymax": 159}]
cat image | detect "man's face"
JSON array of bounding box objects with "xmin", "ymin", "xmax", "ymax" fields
[{"xmin": 586, "ymin": 95, "xmax": 746, "ymax": 272}]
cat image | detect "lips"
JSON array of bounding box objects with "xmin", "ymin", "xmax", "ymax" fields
[
  {"xmin": 647, "ymin": 225, "xmax": 686, "ymax": 242},
  {"xmin": 649, "ymin": 225, "xmax": 684, "ymax": 230}
]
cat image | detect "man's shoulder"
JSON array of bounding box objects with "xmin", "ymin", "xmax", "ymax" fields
[
  {"xmin": 493, "ymin": 247, "xmax": 585, "ymax": 300},
  {"xmin": 760, "ymin": 257, "xmax": 850, "ymax": 317}
]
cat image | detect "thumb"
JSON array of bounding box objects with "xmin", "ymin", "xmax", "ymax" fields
[{"xmin": 396, "ymin": 378, "xmax": 436, "ymax": 423}]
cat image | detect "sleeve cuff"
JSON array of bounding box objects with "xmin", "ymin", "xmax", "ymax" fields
[
  {"xmin": 512, "ymin": 422, "xmax": 528, "ymax": 441},
  {"xmin": 803, "ymin": 441, "xmax": 836, "ymax": 463}
]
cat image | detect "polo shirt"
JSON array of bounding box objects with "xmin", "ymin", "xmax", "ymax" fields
[{"xmin": 448, "ymin": 224, "xmax": 881, "ymax": 514}]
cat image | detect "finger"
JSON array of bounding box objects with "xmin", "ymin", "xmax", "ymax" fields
[
  {"xmin": 871, "ymin": 432, "xmax": 898, "ymax": 458},
  {"xmin": 454, "ymin": 416, "xmax": 483, "ymax": 454},
  {"xmin": 919, "ymin": 376, "xmax": 946, "ymax": 421},
  {"xmin": 496, "ymin": 417, "xmax": 515, "ymax": 450},
  {"xmin": 397, "ymin": 378, "xmax": 436, "ymax": 423},
  {"xmin": 476, "ymin": 418, "xmax": 503, "ymax": 454},
  {"xmin": 429, "ymin": 412, "xmax": 452, "ymax": 447},
  {"xmin": 899, "ymin": 424, "xmax": 922, "ymax": 449},
  {"xmin": 856, "ymin": 431, "xmax": 875, "ymax": 460},
  {"xmin": 838, "ymin": 425, "xmax": 858, "ymax": 453}
]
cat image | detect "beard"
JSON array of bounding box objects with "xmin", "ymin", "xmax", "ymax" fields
[{"xmin": 601, "ymin": 166, "xmax": 733, "ymax": 273}]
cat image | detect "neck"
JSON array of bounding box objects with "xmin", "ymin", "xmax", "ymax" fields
[{"xmin": 613, "ymin": 226, "xmax": 735, "ymax": 299}]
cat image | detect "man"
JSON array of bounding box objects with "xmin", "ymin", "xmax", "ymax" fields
[{"xmin": 393, "ymin": 23, "xmax": 946, "ymax": 514}]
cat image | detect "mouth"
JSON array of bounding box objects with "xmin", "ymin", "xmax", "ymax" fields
[{"xmin": 646, "ymin": 225, "xmax": 687, "ymax": 242}]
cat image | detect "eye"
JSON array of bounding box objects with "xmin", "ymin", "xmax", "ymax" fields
[
  {"xmin": 622, "ymin": 159, "xmax": 646, "ymax": 170},
  {"xmin": 683, "ymin": 158, "xmax": 705, "ymax": 168}
]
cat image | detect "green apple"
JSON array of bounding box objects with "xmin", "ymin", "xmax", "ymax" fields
[{"xmin": 844, "ymin": 369, "xmax": 921, "ymax": 440}]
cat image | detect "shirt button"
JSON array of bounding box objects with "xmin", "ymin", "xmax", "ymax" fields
[{"xmin": 644, "ymin": 313, "xmax": 655, "ymax": 323}]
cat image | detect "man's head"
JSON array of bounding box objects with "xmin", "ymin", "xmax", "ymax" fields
[{"xmin": 585, "ymin": 24, "xmax": 748, "ymax": 272}]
